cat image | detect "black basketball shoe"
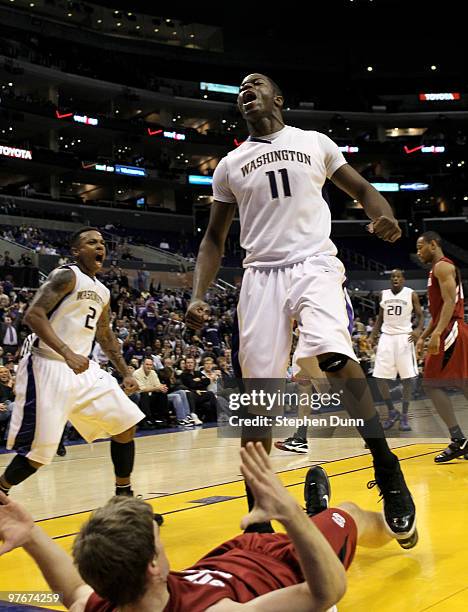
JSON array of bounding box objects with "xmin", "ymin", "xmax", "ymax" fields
[
  {"xmin": 304, "ymin": 465, "xmax": 330, "ymax": 517},
  {"xmin": 368, "ymin": 461, "xmax": 418, "ymax": 549},
  {"xmin": 115, "ymin": 486, "xmax": 164, "ymax": 526},
  {"xmin": 434, "ymin": 439, "xmax": 468, "ymax": 463}
]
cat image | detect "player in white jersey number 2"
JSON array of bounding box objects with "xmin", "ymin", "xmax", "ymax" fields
[
  {"xmin": 370, "ymin": 270, "xmax": 424, "ymax": 431},
  {"xmin": 187, "ymin": 73, "xmax": 417, "ymax": 547},
  {"xmin": 0, "ymin": 228, "xmax": 162, "ymax": 521}
]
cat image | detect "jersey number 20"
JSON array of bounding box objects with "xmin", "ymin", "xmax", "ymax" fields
[
  {"xmin": 85, "ymin": 306, "xmax": 97, "ymax": 330},
  {"xmin": 266, "ymin": 169, "xmax": 291, "ymax": 199},
  {"xmin": 387, "ymin": 305, "xmax": 402, "ymax": 316}
]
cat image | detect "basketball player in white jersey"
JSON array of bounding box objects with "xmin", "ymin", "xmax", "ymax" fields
[
  {"xmin": 370, "ymin": 270, "xmax": 423, "ymax": 431},
  {"xmin": 186, "ymin": 73, "xmax": 417, "ymax": 547},
  {"xmin": 0, "ymin": 228, "xmax": 159, "ymax": 515}
]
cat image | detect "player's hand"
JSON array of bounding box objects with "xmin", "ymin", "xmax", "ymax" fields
[
  {"xmin": 62, "ymin": 349, "xmax": 89, "ymax": 374},
  {"xmin": 367, "ymin": 216, "xmax": 401, "ymax": 242},
  {"xmin": 427, "ymin": 333, "xmax": 441, "ymax": 355},
  {"xmin": 185, "ymin": 299, "xmax": 210, "ymax": 330},
  {"xmin": 0, "ymin": 492, "xmax": 35, "ymax": 555},
  {"xmin": 416, "ymin": 337, "xmax": 425, "ymax": 359},
  {"xmin": 409, "ymin": 331, "xmax": 420, "ymax": 344},
  {"xmin": 240, "ymin": 442, "xmax": 299, "ymax": 529},
  {"xmin": 122, "ymin": 375, "xmax": 139, "ymax": 395}
]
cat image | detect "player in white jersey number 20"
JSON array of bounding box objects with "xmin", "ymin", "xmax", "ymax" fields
[
  {"xmin": 370, "ymin": 270, "xmax": 424, "ymax": 431},
  {"xmin": 1, "ymin": 228, "xmax": 162, "ymax": 523},
  {"xmin": 186, "ymin": 73, "xmax": 416, "ymax": 548}
]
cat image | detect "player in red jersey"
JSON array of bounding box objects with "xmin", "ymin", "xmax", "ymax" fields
[
  {"xmin": 0, "ymin": 443, "xmax": 409, "ymax": 612},
  {"xmin": 416, "ymin": 231, "xmax": 468, "ymax": 462}
]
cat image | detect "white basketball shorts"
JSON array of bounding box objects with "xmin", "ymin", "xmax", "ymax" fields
[
  {"xmin": 238, "ymin": 254, "xmax": 357, "ymax": 379},
  {"xmin": 372, "ymin": 333, "xmax": 419, "ymax": 380},
  {"xmin": 7, "ymin": 354, "xmax": 144, "ymax": 465}
]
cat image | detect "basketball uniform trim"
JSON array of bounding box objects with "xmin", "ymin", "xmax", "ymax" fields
[{"xmin": 12, "ymin": 356, "xmax": 37, "ymax": 455}]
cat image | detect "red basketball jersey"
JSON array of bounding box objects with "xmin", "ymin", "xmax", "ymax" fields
[
  {"xmin": 427, "ymin": 256, "xmax": 464, "ymax": 325},
  {"xmin": 85, "ymin": 509, "xmax": 356, "ymax": 612}
]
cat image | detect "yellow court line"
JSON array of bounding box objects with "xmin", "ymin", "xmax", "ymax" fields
[
  {"xmin": 2, "ymin": 443, "xmax": 463, "ymax": 612},
  {"xmin": 38, "ymin": 442, "xmax": 440, "ymax": 540}
]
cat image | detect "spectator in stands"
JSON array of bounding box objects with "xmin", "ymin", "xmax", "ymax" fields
[
  {"xmin": 202, "ymin": 316, "xmax": 222, "ymax": 351},
  {"xmin": 157, "ymin": 366, "xmax": 196, "ymax": 427},
  {"xmin": 0, "ymin": 365, "xmax": 14, "ymax": 444},
  {"xmin": 133, "ymin": 358, "xmax": 171, "ymax": 428},
  {"xmin": 179, "ymin": 357, "xmax": 217, "ymax": 423},
  {"xmin": 0, "ymin": 314, "xmax": 22, "ymax": 356},
  {"xmin": 138, "ymin": 300, "xmax": 158, "ymax": 346},
  {"xmin": 18, "ymin": 253, "xmax": 32, "ymax": 266}
]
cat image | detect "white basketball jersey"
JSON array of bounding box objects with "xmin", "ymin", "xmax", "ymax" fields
[
  {"xmin": 33, "ymin": 265, "xmax": 110, "ymax": 360},
  {"xmin": 212, "ymin": 125, "xmax": 347, "ymax": 268},
  {"xmin": 380, "ymin": 287, "xmax": 414, "ymax": 334}
]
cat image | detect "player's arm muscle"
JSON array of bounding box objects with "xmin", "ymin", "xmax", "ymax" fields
[
  {"xmin": 192, "ymin": 201, "xmax": 237, "ymax": 301},
  {"xmin": 433, "ymin": 261, "xmax": 457, "ymax": 335},
  {"xmin": 95, "ymin": 304, "xmax": 130, "ymax": 377},
  {"xmin": 23, "ymin": 268, "xmax": 76, "ymax": 357},
  {"xmin": 206, "ymin": 582, "xmax": 332, "ymax": 611},
  {"xmin": 330, "ymin": 164, "xmax": 395, "ymax": 221},
  {"xmin": 411, "ymin": 292, "xmax": 424, "ymax": 334}
]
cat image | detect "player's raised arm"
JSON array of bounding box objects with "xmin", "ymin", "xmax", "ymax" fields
[
  {"xmin": 23, "ymin": 268, "xmax": 88, "ymax": 374},
  {"xmin": 330, "ymin": 164, "xmax": 401, "ymax": 242},
  {"xmin": 187, "ymin": 200, "xmax": 237, "ymax": 329},
  {"xmin": 238, "ymin": 443, "xmax": 347, "ymax": 611},
  {"xmin": 0, "ymin": 492, "xmax": 92, "ymax": 611},
  {"xmin": 95, "ymin": 304, "xmax": 139, "ymax": 394}
]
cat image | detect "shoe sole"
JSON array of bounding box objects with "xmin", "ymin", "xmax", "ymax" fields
[
  {"xmin": 383, "ymin": 513, "xmax": 418, "ymax": 548},
  {"xmin": 434, "ymin": 445, "xmax": 468, "ymax": 463},
  {"xmin": 397, "ymin": 526, "xmax": 418, "ymax": 549},
  {"xmin": 282, "ymin": 444, "xmax": 308, "ymax": 454}
]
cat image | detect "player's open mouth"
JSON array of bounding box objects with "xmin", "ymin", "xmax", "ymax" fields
[
  {"xmin": 95, "ymin": 254, "xmax": 104, "ymax": 263},
  {"xmin": 242, "ymin": 90, "xmax": 257, "ymax": 110}
]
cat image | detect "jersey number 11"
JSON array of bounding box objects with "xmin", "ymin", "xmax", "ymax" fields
[{"xmin": 266, "ymin": 169, "xmax": 291, "ymax": 199}]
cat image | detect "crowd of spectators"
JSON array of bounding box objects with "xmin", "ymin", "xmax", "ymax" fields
[
  {"xmin": 0, "ymin": 267, "xmax": 241, "ymax": 451},
  {"xmin": 0, "ymin": 254, "xmax": 432, "ymax": 453}
]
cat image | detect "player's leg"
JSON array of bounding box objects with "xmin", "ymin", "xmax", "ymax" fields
[
  {"xmin": 372, "ymin": 334, "xmax": 400, "ymax": 428},
  {"xmin": 111, "ymin": 426, "xmax": 137, "ymax": 494},
  {"xmin": 2, "ymin": 356, "xmax": 70, "ymax": 494},
  {"xmin": 71, "ymin": 363, "xmax": 145, "ymax": 497},
  {"xmin": 399, "ymin": 378, "xmax": 414, "ymax": 431},
  {"xmin": 304, "ymin": 465, "xmax": 416, "ymax": 550},
  {"xmin": 274, "ymin": 382, "xmax": 311, "ymax": 454},
  {"xmin": 338, "ymin": 502, "xmax": 396, "ymax": 548},
  {"xmin": 291, "ymin": 255, "xmax": 416, "ymax": 543},
  {"xmin": 375, "ymin": 378, "xmax": 400, "ymax": 430},
  {"xmin": 425, "ymin": 386, "xmax": 468, "ymax": 462},
  {"xmin": 236, "ymin": 267, "xmax": 292, "ymax": 532},
  {"xmin": 395, "ymin": 334, "xmax": 419, "ymax": 432}
]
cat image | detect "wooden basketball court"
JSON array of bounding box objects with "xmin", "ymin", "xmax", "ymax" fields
[{"xmin": 1, "ymin": 397, "xmax": 467, "ymax": 611}]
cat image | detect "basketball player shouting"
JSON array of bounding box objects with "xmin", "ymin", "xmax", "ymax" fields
[
  {"xmin": 416, "ymin": 232, "xmax": 468, "ymax": 462},
  {"xmin": 186, "ymin": 73, "xmax": 417, "ymax": 547},
  {"xmin": 0, "ymin": 228, "xmax": 156, "ymax": 509},
  {"xmin": 369, "ymin": 269, "xmax": 424, "ymax": 431}
]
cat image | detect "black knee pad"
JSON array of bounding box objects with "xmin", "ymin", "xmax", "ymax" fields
[
  {"xmin": 5, "ymin": 454, "xmax": 38, "ymax": 486},
  {"xmin": 110, "ymin": 440, "xmax": 135, "ymax": 479},
  {"xmin": 319, "ymin": 354, "xmax": 349, "ymax": 373}
]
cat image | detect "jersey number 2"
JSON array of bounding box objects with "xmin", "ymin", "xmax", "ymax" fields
[
  {"xmin": 85, "ymin": 306, "xmax": 97, "ymax": 330},
  {"xmin": 266, "ymin": 169, "xmax": 291, "ymax": 199}
]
